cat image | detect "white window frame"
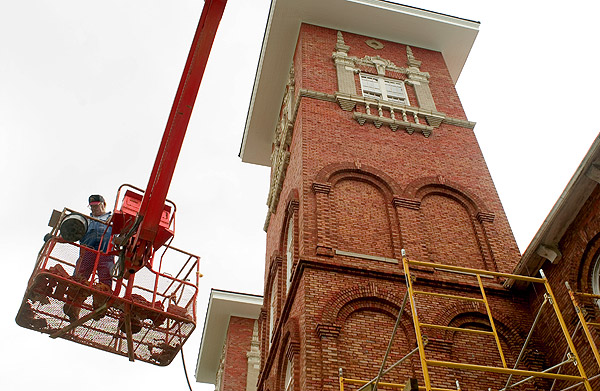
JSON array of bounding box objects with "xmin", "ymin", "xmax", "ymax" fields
[
  {"xmin": 286, "ymin": 217, "xmax": 294, "ymax": 293},
  {"xmin": 269, "ymin": 279, "xmax": 276, "ymax": 346},
  {"xmin": 359, "ymin": 73, "xmax": 409, "ymax": 105},
  {"xmin": 592, "ymin": 255, "xmax": 600, "ymax": 308},
  {"xmin": 284, "ymin": 357, "xmax": 293, "ymax": 391}
]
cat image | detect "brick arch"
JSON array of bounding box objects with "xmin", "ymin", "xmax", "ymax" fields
[
  {"xmin": 314, "ymin": 164, "xmax": 405, "ymax": 258},
  {"xmin": 403, "ymin": 176, "xmax": 491, "ymax": 215},
  {"xmin": 280, "ymin": 316, "xmax": 301, "ymax": 348},
  {"xmin": 331, "ymin": 290, "xmax": 419, "ymax": 383},
  {"xmin": 335, "ymin": 297, "xmax": 406, "ymax": 328},
  {"xmin": 430, "ymin": 300, "xmax": 527, "ymax": 343},
  {"xmin": 445, "ymin": 311, "xmax": 546, "ymax": 390},
  {"xmin": 446, "ymin": 312, "xmax": 525, "ymax": 355},
  {"xmin": 321, "ymin": 283, "xmax": 411, "ymax": 327},
  {"xmin": 311, "ymin": 163, "xmax": 404, "ymax": 257},
  {"xmin": 427, "ymin": 302, "xmax": 541, "ymax": 373},
  {"xmin": 430, "ymin": 299, "xmax": 487, "ymax": 331},
  {"xmin": 314, "ymin": 162, "xmax": 403, "ymax": 196},
  {"xmin": 402, "ymin": 177, "xmax": 498, "ymax": 271}
]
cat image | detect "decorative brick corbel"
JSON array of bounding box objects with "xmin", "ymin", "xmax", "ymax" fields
[
  {"xmin": 393, "ymin": 197, "xmax": 421, "ymax": 210},
  {"xmin": 424, "ymin": 337, "xmax": 452, "ymax": 354},
  {"xmin": 285, "ymin": 341, "xmax": 300, "ymax": 361},
  {"xmin": 316, "ymin": 323, "xmax": 341, "ymax": 339},
  {"xmin": 268, "ymin": 253, "xmax": 282, "ymax": 277},
  {"xmin": 476, "ymin": 212, "xmax": 495, "ymax": 223},
  {"xmin": 312, "ymin": 182, "xmax": 332, "ymax": 195}
]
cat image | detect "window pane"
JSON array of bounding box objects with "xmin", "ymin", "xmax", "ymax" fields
[
  {"xmin": 284, "ymin": 358, "xmax": 293, "ymax": 391},
  {"xmin": 384, "ymin": 80, "xmax": 406, "ymax": 102},
  {"xmin": 269, "ymin": 280, "xmax": 276, "ymax": 345},
  {"xmin": 386, "ymin": 95, "xmax": 404, "ymax": 103},
  {"xmin": 363, "ymin": 90, "xmax": 382, "ymax": 99},
  {"xmin": 286, "ymin": 218, "xmax": 293, "ymax": 292},
  {"xmin": 360, "ymin": 74, "xmax": 381, "ymax": 98},
  {"xmin": 360, "ymin": 74, "xmax": 406, "ymax": 104}
]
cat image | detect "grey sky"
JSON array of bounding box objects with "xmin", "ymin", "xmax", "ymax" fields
[{"xmin": 2, "ymin": 1, "xmax": 599, "ymax": 390}]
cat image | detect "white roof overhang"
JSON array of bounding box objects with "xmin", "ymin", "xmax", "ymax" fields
[
  {"xmin": 195, "ymin": 289, "xmax": 263, "ymax": 384},
  {"xmin": 506, "ymin": 134, "xmax": 600, "ymax": 289},
  {"xmin": 240, "ymin": 0, "xmax": 480, "ymax": 166}
]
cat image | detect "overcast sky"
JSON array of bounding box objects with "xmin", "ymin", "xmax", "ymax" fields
[{"xmin": 2, "ymin": 1, "xmax": 600, "ymax": 390}]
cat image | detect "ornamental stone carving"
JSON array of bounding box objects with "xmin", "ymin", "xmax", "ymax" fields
[
  {"xmin": 265, "ymin": 65, "xmax": 296, "ymax": 229},
  {"xmin": 332, "ymin": 32, "xmax": 458, "ymax": 132},
  {"xmin": 365, "ymin": 39, "xmax": 384, "ymax": 50},
  {"xmin": 405, "ymin": 46, "xmax": 438, "ymax": 115},
  {"xmin": 332, "ymin": 31, "xmax": 357, "ymax": 103}
]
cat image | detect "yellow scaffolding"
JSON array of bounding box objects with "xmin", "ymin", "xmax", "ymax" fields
[
  {"xmin": 401, "ymin": 251, "xmax": 593, "ymax": 391},
  {"xmin": 564, "ymin": 282, "xmax": 600, "ymax": 370},
  {"xmin": 339, "ymin": 372, "xmax": 452, "ymax": 391},
  {"xmin": 337, "ymin": 252, "xmax": 596, "ymax": 391}
]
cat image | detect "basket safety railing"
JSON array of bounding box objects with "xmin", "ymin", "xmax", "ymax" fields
[
  {"xmin": 16, "ymin": 207, "xmax": 200, "ymax": 366},
  {"xmin": 401, "ymin": 250, "xmax": 593, "ymax": 391},
  {"xmin": 113, "ymin": 183, "xmax": 177, "ymax": 231}
]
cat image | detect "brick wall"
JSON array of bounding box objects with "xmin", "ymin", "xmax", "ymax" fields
[{"xmin": 222, "ymin": 316, "xmax": 256, "ymax": 391}]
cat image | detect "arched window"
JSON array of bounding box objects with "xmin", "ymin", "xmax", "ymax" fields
[
  {"xmin": 592, "ymin": 256, "xmax": 600, "ymax": 307},
  {"xmin": 269, "ymin": 278, "xmax": 277, "ymax": 347},
  {"xmin": 284, "ymin": 356, "xmax": 293, "ymax": 391},
  {"xmin": 286, "ymin": 217, "xmax": 294, "ymax": 293}
]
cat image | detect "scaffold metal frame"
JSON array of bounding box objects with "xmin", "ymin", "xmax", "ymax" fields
[
  {"xmin": 401, "ymin": 251, "xmax": 593, "ymax": 391},
  {"xmin": 564, "ymin": 282, "xmax": 600, "ymax": 369}
]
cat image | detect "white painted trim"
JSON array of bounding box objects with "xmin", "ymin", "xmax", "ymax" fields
[
  {"xmin": 335, "ymin": 249, "xmax": 399, "ymax": 264},
  {"xmin": 286, "ymin": 217, "xmax": 294, "ymax": 293},
  {"xmin": 592, "ymin": 256, "xmax": 600, "ymax": 308},
  {"xmin": 195, "ymin": 290, "xmax": 263, "ymax": 384}
]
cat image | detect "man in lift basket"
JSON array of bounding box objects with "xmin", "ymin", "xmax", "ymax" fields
[{"xmin": 64, "ymin": 194, "xmax": 114, "ymax": 321}]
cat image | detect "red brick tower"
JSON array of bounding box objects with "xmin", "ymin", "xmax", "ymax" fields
[{"xmin": 239, "ymin": 2, "xmax": 539, "ymax": 391}]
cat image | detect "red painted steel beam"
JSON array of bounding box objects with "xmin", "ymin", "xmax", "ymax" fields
[{"xmin": 137, "ymin": 0, "xmax": 227, "ymax": 245}]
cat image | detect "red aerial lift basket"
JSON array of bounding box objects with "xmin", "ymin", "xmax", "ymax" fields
[{"xmin": 15, "ymin": 204, "xmax": 200, "ymax": 366}]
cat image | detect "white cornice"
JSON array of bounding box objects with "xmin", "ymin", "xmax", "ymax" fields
[{"xmin": 195, "ymin": 289, "xmax": 263, "ymax": 384}]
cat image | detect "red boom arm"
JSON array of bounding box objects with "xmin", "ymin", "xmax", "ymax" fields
[
  {"xmin": 116, "ymin": 0, "xmax": 227, "ymax": 273},
  {"xmin": 140, "ymin": 0, "xmax": 227, "ymax": 241}
]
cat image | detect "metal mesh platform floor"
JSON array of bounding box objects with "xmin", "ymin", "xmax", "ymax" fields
[{"xmin": 16, "ymin": 271, "xmax": 195, "ymax": 366}]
